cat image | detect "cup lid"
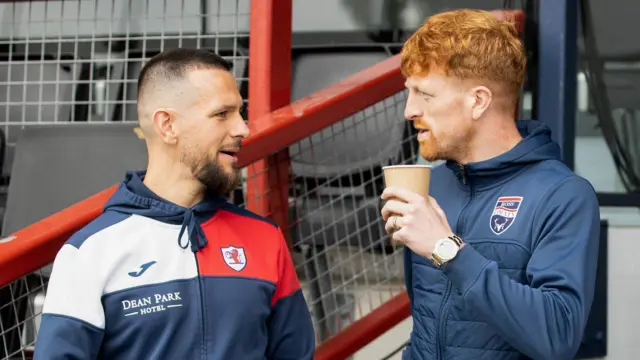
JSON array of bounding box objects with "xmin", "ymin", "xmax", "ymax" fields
[{"xmin": 382, "ymin": 164, "xmax": 432, "ymax": 169}]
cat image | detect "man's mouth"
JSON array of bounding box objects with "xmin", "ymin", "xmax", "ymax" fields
[
  {"xmin": 218, "ymin": 148, "xmax": 239, "ymax": 161},
  {"xmin": 416, "ymin": 128, "xmax": 430, "ymax": 141}
]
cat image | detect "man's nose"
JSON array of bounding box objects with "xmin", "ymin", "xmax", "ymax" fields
[
  {"xmin": 231, "ymin": 116, "xmax": 250, "ymax": 139},
  {"xmin": 404, "ymin": 94, "xmax": 422, "ymax": 121}
]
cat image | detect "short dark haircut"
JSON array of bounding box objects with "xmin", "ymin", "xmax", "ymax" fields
[{"xmin": 137, "ymin": 48, "xmax": 232, "ymax": 99}]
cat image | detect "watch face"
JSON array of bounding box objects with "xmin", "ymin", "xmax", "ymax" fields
[{"xmin": 437, "ymin": 239, "xmax": 459, "ymax": 260}]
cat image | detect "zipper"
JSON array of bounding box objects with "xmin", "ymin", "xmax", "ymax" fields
[
  {"xmin": 193, "ymin": 254, "xmax": 207, "ymax": 359},
  {"xmin": 436, "ymin": 164, "xmax": 473, "ymax": 359},
  {"xmin": 436, "ymin": 281, "xmax": 453, "ymax": 359},
  {"xmin": 459, "ymin": 164, "xmax": 467, "ymax": 185}
]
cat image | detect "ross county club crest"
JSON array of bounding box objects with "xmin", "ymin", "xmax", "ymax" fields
[
  {"xmin": 220, "ymin": 246, "xmax": 247, "ymax": 272},
  {"xmin": 490, "ymin": 196, "xmax": 523, "ymax": 235}
]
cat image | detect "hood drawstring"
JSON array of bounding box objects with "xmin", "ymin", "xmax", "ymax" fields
[
  {"xmin": 103, "ymin": 171, "xmax": 225, "ymax": 253},
  {"xmin": 177, "ymin": 209, "xmax": 208, "ymax": 252}
]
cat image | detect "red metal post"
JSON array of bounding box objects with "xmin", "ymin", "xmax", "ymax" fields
[{"xmin": 246, "ymin": 0, "xmax": 292, "ymax": 244}]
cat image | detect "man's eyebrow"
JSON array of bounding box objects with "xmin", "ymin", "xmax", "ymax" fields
[
  {"xmin": 405, "ymin": 82, "xmax": 434, "ymax": 96},
  {"xmin": 417, "ymin": 88, "xmax": 434, "ymax": 96},
  {"xmin": 404, "ymin": 81, "xmax": 421, "ymax": 91}
]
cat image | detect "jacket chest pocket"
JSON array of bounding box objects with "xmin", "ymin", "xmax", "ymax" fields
[
  {"xmin": 448, "ymin": 239, "xmax": 532, "ymax": 322},
  {"xmin": 465, "ymin": 238, "xmax": 531, "ymax": 282}
]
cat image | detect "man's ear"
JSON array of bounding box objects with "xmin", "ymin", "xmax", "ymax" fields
[
  {"xmin": 152, "ymin": 108, "xmax": 178, "ymax": 145},
  {"xmin": 469, "ymin": 86, "xmax": 493, "ymax": 120}
]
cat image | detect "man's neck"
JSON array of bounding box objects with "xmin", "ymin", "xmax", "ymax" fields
[
  {"xmin": 143, "ymin": 161, "xmax": 205, "ymax": 209},
  {"xmin": 459, "ymin": 117, "xmax": 523, "ymax": 165}
]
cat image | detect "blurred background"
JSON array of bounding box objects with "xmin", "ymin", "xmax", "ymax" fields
[{"xmin": 0, "ymin": 0, "xmax": 637, "ymax": 359}]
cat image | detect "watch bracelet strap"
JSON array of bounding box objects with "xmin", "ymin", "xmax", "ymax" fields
[
  {"xmin": 432, "ymin": 252, "xmax": 445, "ymax": 267},
  {"xmin": 449, "ymin": 234, "xmax": 464, "ymax": 247},
  {"xmin": 432, "ymin": 235, "xmax": 464, "ymax": 267}
]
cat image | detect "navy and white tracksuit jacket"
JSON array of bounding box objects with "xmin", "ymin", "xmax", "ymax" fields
[
  {"xmin": 34, "ymin": 171, "xmax": 315, "ymax": 359},
  {"xmin": 403, "ymin": 120, "xmax": 601, "ymax": 360}
]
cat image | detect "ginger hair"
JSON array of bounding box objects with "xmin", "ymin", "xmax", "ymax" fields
[{"xmin": 401, "ymin": 9, "xmax": 526, "ymax": 105}]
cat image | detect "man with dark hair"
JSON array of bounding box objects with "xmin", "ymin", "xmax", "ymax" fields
[{"xmin": 34, "ymin": 48, "xmax": 315, "ymax": 359}]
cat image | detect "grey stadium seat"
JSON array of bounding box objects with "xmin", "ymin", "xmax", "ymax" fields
[
  {"xmin": 0, "ymin": 59, "xmax": 81, "ymax": 178},
  {"xmin": 3, "ymin": 122, "xmax": 148, "ymax": 237}
]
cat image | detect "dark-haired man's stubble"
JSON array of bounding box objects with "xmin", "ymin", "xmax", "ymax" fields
[{"xmin": 179, "ymin": 136, "xmax": 242, "ymax": 197}]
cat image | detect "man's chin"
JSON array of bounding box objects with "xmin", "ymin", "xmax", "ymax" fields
[
  {"xmin": 196, "ymin": 165, "xmax": 242, "ymax": 196},
  {"xmin": 224, "ymin": 168, "xmax": 243, "ymax": 190},
  {"xmin": 419, "ymin": 146, "xmax": 441, "ymax": 163},
  {"xmin": 420, "ymin": 155, "xmax": 441, "ymax": 163},
  {"xmin": 222, "ymin": 165, "xmax": 241, "ymax": 179}
]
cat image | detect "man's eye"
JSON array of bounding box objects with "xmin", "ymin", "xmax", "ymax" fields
[{"xmin": 214, "ymin": 111, "xmax": 228, "ymax": 118}]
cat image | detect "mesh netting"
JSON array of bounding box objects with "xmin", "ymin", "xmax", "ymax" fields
[
  {"xmin": 0, "ymin": 0, "xmax": 250, "ymax": 146},
  {"xmin": 241, "ymin": 89, "xmax": 417, "ymax": 343}
]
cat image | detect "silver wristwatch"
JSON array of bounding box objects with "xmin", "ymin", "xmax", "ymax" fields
[{"xmin": 431, "ymin": 235, "xmax": 464, "ymax": 267}]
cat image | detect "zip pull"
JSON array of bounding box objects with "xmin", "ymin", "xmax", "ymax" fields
[{"xmin": 458, "ymin": 164, "xmax": 467, "ymax": 185}]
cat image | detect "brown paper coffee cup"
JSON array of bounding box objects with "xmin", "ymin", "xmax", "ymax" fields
[
  {"xmin": 382, "ymin": 165, "xmax": 431, "ymax": 246},
  {"xmin": 382, "ymin": 165, "xmax": 431, "ymax": 198}
]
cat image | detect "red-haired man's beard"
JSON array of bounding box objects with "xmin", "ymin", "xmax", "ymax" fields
[
  {"xmin": 418, "ymin": 127, "xmax": 473, "ymax": 163},
  {"xmin": 418, "ymin": 133, "xmax": 440, "ymax": 162}
]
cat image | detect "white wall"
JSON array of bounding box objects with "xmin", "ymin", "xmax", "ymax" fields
[{"xmin": 592, "ymin": 226, "xmax": 640, "ymax": 360}]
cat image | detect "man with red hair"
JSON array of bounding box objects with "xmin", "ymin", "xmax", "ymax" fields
[{"xmin": 381, "ymin": 9, "xmax": 600, "ymax": 360}]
